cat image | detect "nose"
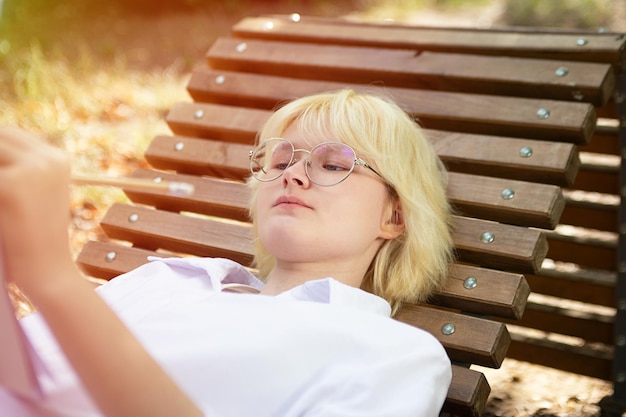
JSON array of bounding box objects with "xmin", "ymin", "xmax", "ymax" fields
[{"xmin": 282, "ymin": 157, "xmax": 310, "ymax": 188}]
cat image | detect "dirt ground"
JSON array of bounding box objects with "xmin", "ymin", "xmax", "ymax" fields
[{"xmin": 2, "ymin": 0, "xmax": 622, "ymax": 416}]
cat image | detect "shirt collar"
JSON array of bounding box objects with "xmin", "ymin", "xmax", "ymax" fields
[{"xmin": 149, "ymin": 257, "xmax": 391, "ymax": 317}]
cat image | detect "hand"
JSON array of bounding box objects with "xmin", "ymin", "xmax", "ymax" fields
[{"xmin": 0, "ymin": 127, "xmax": 76, "ymax": 298}]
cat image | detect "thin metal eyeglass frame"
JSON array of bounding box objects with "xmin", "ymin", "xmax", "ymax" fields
[{"xmin": 248, "ymin": 138, "xmax": 388, "ymax": 187}]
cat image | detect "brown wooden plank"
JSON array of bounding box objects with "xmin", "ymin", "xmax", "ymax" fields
[
  {"xmin": 429, "ymin": 131, "xmax": 579, "ymax": 186},
  {"xmin": 397, "ymin": 304, "xmax": 511, "ymax": 368},
  {"xmin": 98, "ymin": 201, "xmax": 546, "ymax": 277},
  {"xmin": 433, "ymin": 264, "xmax": 529, "ymax": 320},
  {"xmin": 127, "ymin": 165, "xmax": 564, "ymax": 231},
  {"xmin": 76, "ymin": 241, "xmax": 160, "ymax": 280},
  {"xmin": 145, "ymin": 135, "xmax": 252, "ymax": 178},
  {"xmin": 453, "ymin": 216, "xmax": 548, "ymax": 274},
  {"xmin": 546, "ymin": 240, "xmax": 617, "ymax": 271},
  {"xmin": 78, "ymin": 239, "xmax": 529, "ymax": 320},
  {"xmin": 165, "ymin": 102, "xmax": 267, "ymax": 145},
  {"xmin": 559, "ymin": 190, "xmax": 619, "ymax": 232},
  {"xmin": 125, "ymin": 169, "xmax": 250, "ymax": 221},
  {"xmin": 507, "ymin": 330, "xmax": 612, "ymax": 380},
  {"xmin": 232, "ymin": 15, "xmax": 626, "ymax": 70},
  {"xmin": 207, "ymin": 36, "xmax": 615, "ymax": 107},
  {"xmin": 188, "ymin": 68, "xmax": 597, "ymax": 144},
  {"xmin": 507, "ymin": 299, "xmax": 614, "ymax": 345},
  {"xmin": 165, "ymin": 101, "xmax": 581, "ymax": 185},
  {"xmin": 161, "ymin": 162, "xmax": 557, "ymax": 243},
  {"xmin": 448, "ymin": 172, "xmax": 565, "ymax": 229},
  {"xmin": 444, "ymin": 366, "xmax": 491, "ymax": 417},
  {"xmin": 526, "ymin": 262, "xmax": 615, "ymax": 307},
  {"xmin": 100, "ymin": 203, "xmax": 255, "ymax": 266}
]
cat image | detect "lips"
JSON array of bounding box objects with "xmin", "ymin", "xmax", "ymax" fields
[{"xmin": 273, "ymin": 195, "xmax": 312, "ymax": 209}]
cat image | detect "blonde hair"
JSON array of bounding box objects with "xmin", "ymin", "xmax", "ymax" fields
[{"xmin": 248, "ymin": 89, "xmax": 454, "ymax": 315}]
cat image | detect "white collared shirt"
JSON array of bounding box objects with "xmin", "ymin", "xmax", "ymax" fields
[{"xmin": 3, "ymin": 257, "xmax": 451, "ymax": 416}]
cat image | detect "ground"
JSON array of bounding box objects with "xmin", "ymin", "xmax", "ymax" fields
[{"xmin": 0, "ymin": 0, "xmax": 622, "ymax": 416}]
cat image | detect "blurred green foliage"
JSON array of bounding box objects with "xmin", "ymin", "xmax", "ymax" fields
[{"xmin": 501, "ymin": 0, "xmax": 614, "ymax": 29}]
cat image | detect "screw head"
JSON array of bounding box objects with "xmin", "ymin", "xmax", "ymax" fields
[
  {"xmin": 262, "ymin": 21, "xmax": 274, "ymax": 30},
  {"xmin": 463, "ymin": 277, "xmax": 478, "ymax": 290},
  {"xmin": 519, "ymin": 146, "xmax": 533, "ymax": 158},
  {"xmin": 193, "ymin": 109, "xmax": 205, "ymax": 119},
  {"xmin": 441, "ymin": 323, "xmax": 456, "ymax": 335},
  {"xmin": 481, "ymin": 232, "xmax": 495, "ymax": 244},
  {"xmin": 105, "ymin": 251, "xmax": 117, "ymax": 262},
  {"xmin": 576, "ymin": 38, "xmax": 588, "ymax": 46},
  {"xmin": 555, "ymin": 67, "xmax": 569, "ymax": 77},
  {"xmin": 501, "ymin": 188, "xmax": 515, "ymax": 200},
  {"xmin": 536, "ymin": 108, "xmax": 551, "ymax": 119},
  {"xmin": 215, "ymin": 75, "xmax": 225, "ymax": 85},
  {"xmin": 290, "ymin": 13, "xmax": 301, "ymax": 22},
  {"xmin": 128, "ymin": 213, "xmax": 139, "ymax": 223},
  {"xmin": 235, "ymin": 42, "xmax": 247, "ymax": 53},
  {"xmin": 174, "ymin": 142, "xmax": 185, "ymax": 151}
]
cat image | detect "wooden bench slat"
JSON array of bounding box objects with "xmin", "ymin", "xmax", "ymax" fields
[
  {"xmin": 136, "ymin": 151, "xmax": 565, "ymax": 230},
  {"xmin": 453, "ymin": 216, "xmax": 547, "ymax": 274},
  {"xmin": 446, "ymin": 365, "xmax": 490, "ymax": 417},
  {"xmin": 207, "ymin": 37, "xmax": 615, "ymax": 106},
  {"xmin": 100, "ymin": 203, "xmax": 255, "ymax": 265},
  {"xmin": 188, "ymin": 68, "xmax": 597, "ymax": 144},
  {"xmin": 78, "ymin": 239, "xmax": 529, "ymax": 321},
  {"xmin": 165, "ymin": 102, "xmax": 581, "ymax": 185},
  {"xmin": 100, "ymin": 203, "xmax": 546, "ymax": 281},
  {"xmin": 505, "ymin": 299, "xmax": 613, "ymax": 345},
  {"xmin": 434, "ymin": 264, "xmax": 529, "ymax": 320},
  {"xmin": 448, "ymin": 172, "xmax": 565, "ymax": 229},
  {"xmin": 77, "ymin": 241, "xmax": 158, "ymax": 280},
  {"xmin": 397, "ymin": 304, "xmax": 511, "ymax": 368},
  {"xmin": 126, "ymin": 169, "xmax": 250, "ymax": 221},
  {"xmin": 507, "ymin": 328, "xmax": 612, "ymax": 380},
  {"xmin": 232, "ymin": 15, "xmax": 626, "ymax": 70},
  {"xmin": 429, "ymin": 130, "xmax": 580, "ymax": 186}
]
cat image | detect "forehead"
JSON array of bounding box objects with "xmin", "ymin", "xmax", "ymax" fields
[{"xmin": 279, "ymin": 123, "xmax": 325, "ymax": 149}]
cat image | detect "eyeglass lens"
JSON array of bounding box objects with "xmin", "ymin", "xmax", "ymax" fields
[{"xmin": 249, "ymin": 139, "xmax": 357, "ymax": 186}]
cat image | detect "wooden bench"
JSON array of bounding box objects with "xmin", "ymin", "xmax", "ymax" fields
[{"xmin": 75, "ymin": 15, "xmax": 626, "ymax": 416}]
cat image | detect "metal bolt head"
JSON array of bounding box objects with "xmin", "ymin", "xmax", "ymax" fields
[
  {"xmin": 174, "ymin": 142, "xmax": 185, "ymax": 151},
  {"xmin": 235, "ymin": 42, "xmax": 247, "ymax": 53},
  {"xmin": 555, "ymin": 67, "xmax": 569, "ymax": 77},
  {"xmin": 572, "ymin": 90, "xmax": 584, "ymax": 101},
  {"xmin": 153, "ymin": 176, "xmax": 163, "ymax": 184},
  {"xmin": 536, "ymin": 108, "xmax": 551, "ymax": 119},
  {"xmin": 519, "ymin": 146, "xmax": 533, "ymax": 158},
  {"xmin": 441, "ymin": 323, "xmax": 456, "ymax": 335},
  {"xmin": 501, "ymin": 188, "xmax": 515, "ymax": 200},
  {"xmin": 215, "ymin": 75, "xmax": 225, "ymax": 85},
  {"xmin": 105, "ymin": 251, "xmax": 117, "ymax": 262},
  {"xmin": 290, "ymin": 13, "xmax": 301, "ymax": 22},
  {"xmin": 193, "ymin": 109, "xmax": 205, "ymax": 119},
  {"xmin": 576, "ymin": 38, "xmax": 588, "ymax": 46},
  {"xmin": 481, "ymin": 232, "xmax": 495, "ymax": 244},
  {"xmin": 128, "ymin": 213, "xmax": 139, "ymax": 223},
  {"xmin": 262, "ymin": 21, "xmax": 274, "ymax": 30},
  {"xmin": 463, "ymin": 277, "xmax": 478, "ymax": 290}
]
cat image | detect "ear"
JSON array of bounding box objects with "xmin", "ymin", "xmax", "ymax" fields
[{"xmin": 379, "ymin": 200, "xmax": 405, "ymax": 240}]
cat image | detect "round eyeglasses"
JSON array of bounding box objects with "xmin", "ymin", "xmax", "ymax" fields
[{"xmin": 248, "ymin": 138, "xmax": 387, "ymax": 187}]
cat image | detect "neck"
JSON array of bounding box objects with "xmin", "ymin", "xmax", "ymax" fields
[{"xmin": 260, "ymin": 260, "xmax": 367, "ymax": 296}]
